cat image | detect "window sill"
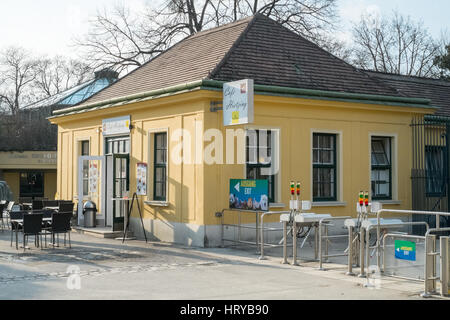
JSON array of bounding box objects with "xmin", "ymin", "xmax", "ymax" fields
[
  {"xmin": 312, "ymin": 201, "xmax": 347, "ymax": 207},
  {"xmin": 269, "ymin": 203, "xmax": 286, "ymax": 209},
  {"xmin": 144, "ymin": 200, "xmax": 169, "ymax": 207},
  {"xmin": 375, "ymin": 200, "xmax": 402, "ymax": 205}
]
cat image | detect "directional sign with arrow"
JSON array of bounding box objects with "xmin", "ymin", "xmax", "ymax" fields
[
  {"xmin": 394, "ymin": 240, "xmax": 416, "ymax": 261},
  {"xmin": 229, "ymin": 179, "xmax": 269, "ymax": 211}
]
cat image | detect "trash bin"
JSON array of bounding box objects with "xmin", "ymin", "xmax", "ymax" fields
[{"xmin": 83, "ymin": 201, "xmax": 97, "ymax": 228}]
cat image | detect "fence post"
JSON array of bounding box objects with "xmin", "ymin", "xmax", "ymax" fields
[
  {"xmin": 346, "ymin": 226, "xmax": 355, "ymax": 276},
  {"xmin": 282, "ymin": 221, "xmax": 288, "ymax": 264},
  {"xmin": 423, "ymin": 234, "xmax": 437, "ymax": 297},
  {"xmin": 292, "ymin": 221, "xmax": 298, "ymax": 266},
  {"xmin": 358, "ymin": 228, "xmax": 366, "ymax": 278},
  {"xmin": 440, "ymin": 236, "xmax": 449, "ymax": 297}
]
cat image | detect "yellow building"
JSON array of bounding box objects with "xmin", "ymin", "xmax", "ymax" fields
[
  {"xmin": 0, "ymin": 151, "xmax": 57, "ymax": 202},
  {"xmin": 49, "ymin": 15, "xmax": 437, "ymax": 246}
]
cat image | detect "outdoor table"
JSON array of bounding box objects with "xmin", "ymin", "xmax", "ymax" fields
[
  {"xmin": 43, "ymin": 206, "xmax": 59, "ymax": 211},
  {"xmin": 11, "ymin": 218, "xmax": 52, "ymax": 250}
]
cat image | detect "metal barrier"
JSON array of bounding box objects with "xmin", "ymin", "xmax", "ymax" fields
[
  {"xmin": 374, "ymin": 209, "xmax": 450, "ymax": 298},
  {"xmin": 422, "ymin": 228, "xmax": 450, "ymax": 297},
  {"xmin": 363, "ymin": 221, "xmax": 429, "ymax": 278},
  {"xmin": 219, "ymin": 208, "xmax": 289, "ymax": 256},
  {"xmin": 382, "ymin": 233, "xmax": 426, "ymax": 281},
  {"xmin": 318, "ymin": 216, "xmax": 351, "ymax": 270},
  {"xmin": 440, "ymin": 236, "xmax": 449, "ymax": 297}
]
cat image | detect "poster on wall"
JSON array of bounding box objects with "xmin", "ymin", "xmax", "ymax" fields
[
  {"xmin": 136, "ymin": 163, "xmax": 147, "ymax": 196},
  {"xmin": 229, "ymin": 179, "xmax": 269, "ymax": 211},
  {"xmin": 223, "ymin": 79, "xmax": 254, "ymax": 126},
  {"xmin": 89, "ymin": 162, "xmax": 98, "ymax": 194}
]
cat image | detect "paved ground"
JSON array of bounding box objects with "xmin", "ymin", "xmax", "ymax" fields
[{"xmin": 0, "ymin": 229, "xmax": 443, "ymax": 300}]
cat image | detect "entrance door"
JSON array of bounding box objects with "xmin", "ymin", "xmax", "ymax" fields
[
  {"xmin": 77, "ymin": 156, "xmax": 106, "ymax": 227},
  {"xmin": 112, "ymin": 154, "xmax": 129, "ymax": 231}
]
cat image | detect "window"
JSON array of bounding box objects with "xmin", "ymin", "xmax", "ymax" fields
[
  {"xmin": 80, "ymin": 140, "xmax": 90, "ymax": 196},
  {"xmin": 153, "ymin": 132, "xmax": 167, "ymax": 201},
  {"xmin": 246, "ymin": 129, "xmax": 275, "ymax": 203},
  {"xmin": 425, "ymin": 146, "xmax": 446, "ymax": 196},
  {"xmin": 105, "ymin": 136, "xmax": 130, "ymax": 155},
  {"xmin": 371, "ymin": 136, "xmax": 392, "ymax": 200},
  {"xmin": 313, "ymin": 133, "xmax": 337, "ymax": 201},
  {"xmin": 20, "ymin": 172, "xmax": 44, "ymax": 198}
]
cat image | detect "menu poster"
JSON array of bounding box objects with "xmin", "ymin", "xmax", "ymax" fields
[
  {"xmin": 136, "ymin": 163, "xmax": 147, "ymax": 196},
  {"xmin": 89, "ymin": 162, "xmax": 98, "ymax": 194}
]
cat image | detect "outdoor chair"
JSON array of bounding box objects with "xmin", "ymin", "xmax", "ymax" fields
[
  {"xmin": 32, "ymin": 200, "xmax": 43, "ymax": 211},
  {"xmin": 9, "ymin": 211, "xmax": 25, "ymax": 249},
  {"xmin": 49, "ymin": 212, "xmax": 72, "ymax": 248},
  {"xmin": 58, "ymin": 202, "xmax": 74, "ymax": 214},
  {"xmin": 0, "ymin": 203, "xmax": 5, "ymax": 230},
  {"xmin": 43, "ymin": 200, "xmax": 59, "ymax": 208},
  {"xmin": 21, "ymin": 213, "xmax": 43, "ymax": 252}
]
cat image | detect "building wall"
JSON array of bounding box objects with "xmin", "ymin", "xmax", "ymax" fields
[{"xmin": 52, "ymin": 90, "xmax": 433, "ymax": 246}]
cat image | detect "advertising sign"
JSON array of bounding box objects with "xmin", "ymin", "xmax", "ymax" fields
[
  {"xmin": 136, "ymin": 163, "xmax": 147, "ymax": 196},
  {"xmin": 102, "ymin": 116, "xmax": 131, "ymax": 136},
  {"xmin": 395, "ymin": 240, "xmax": 416, "ymax": 261},
  {"xmin": 223, "ymin": 79, "xmax": 254, "ymax": 126},
  {"xmin": 229, "ymin": 179, "xmax": 269, "ymax": 211},
  {"xmin": 88, "ymin": 162, "xmax": 98, "ymax": 194}
]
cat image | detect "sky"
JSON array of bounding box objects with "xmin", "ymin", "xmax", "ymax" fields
[{"xmin": 0, "ymin": 0, "xmax": 448, "ymax": 59}]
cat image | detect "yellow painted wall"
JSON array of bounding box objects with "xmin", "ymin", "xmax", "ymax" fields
[
  {"xmin": 51, "ymin": 90, "xmax": 433, "ymax": 228},
  {"xmin": 3, "ymin": 172, "xmax": 19, "ymax": 202}
]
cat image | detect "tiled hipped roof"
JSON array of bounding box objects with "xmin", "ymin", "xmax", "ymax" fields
[
  {"xmin": 82, "ymin": 14, "xmax": 403, "ymax": 107},
  {"xmin": 363, "ymin": 70, "xmax": 450, "ymax": 117}
]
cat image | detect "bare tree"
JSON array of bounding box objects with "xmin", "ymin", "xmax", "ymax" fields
[
  {"xmin": 75, "ymin": 0, "xmax": 338, "ymax": 73},
  {"xmin": 351, "ymin": 11, "xmax": 441, "ymax": 77},
  {"xmin": 33, "ymin": 56, "xmax": 92, "ymax": 98},
  {"xmin": 0, "ymin": 47, "xmax": 38, "ymax": 115}
]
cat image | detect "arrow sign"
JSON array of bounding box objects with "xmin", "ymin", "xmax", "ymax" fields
[
  {"xmin": 395, "ymin": 240, "xmax": 416, "ymax": 261},
  {"xmin": 234, "ymin": 183, "xmax": 240, "ymax": 193}
]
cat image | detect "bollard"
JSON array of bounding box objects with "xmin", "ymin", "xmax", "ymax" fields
[
  {"xmin": 346, "ymin": 226, "xmax": 355, "ymax": 276},
  {"xmin": 440, "ymin": 236, "xmax": 449, "ymax": 297}
]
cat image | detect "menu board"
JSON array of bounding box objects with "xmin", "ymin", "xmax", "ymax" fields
[{"xmin": 136, "ymin": 163, "xmax": 147, "ymax": 196}]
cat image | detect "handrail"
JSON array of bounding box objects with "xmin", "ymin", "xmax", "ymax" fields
[{"xmin": 318, "ymin": 216, "xmax": 351, "ymax": 270}]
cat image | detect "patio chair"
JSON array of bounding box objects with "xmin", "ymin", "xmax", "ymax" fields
[
  {"xmin": 32, "ymin": 200, "xmax": 43, "ymax": 211},
  {"xmin": 49, "ymin": 212, "xmax": 72, "ymax": 248},
  {"xmin": 43, "ymin": 200, "xmax": 59, "ymax": 208},
  {"xmin": 21, "ymin": 213, "xmax": 43, "ymax": 252},
  {"xmin": 9, "ymin": 211, "xmax": 25, "ymax": 249},
  {"xmin": 58, "ymin": 202, "xmax": 74, "ymax": 213}
]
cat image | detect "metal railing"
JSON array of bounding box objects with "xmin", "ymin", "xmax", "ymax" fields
[
  {"xmin": 318, "ymin": 216, "xmax": 351, "ymax": 270},
  {"xmin": 374, "ymin": 209, "xmax": 450, "ymax": 297},
  {"xmin": 219, "ymin": 208, "xmax": 289, "ymax": 257}
]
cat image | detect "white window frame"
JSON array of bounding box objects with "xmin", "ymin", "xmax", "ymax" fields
[
  {"xmin": 244, "ymin": 126, "xmax": 281, "ymax": 205},
  {"xmin": 76, "ymin": 137, "xmax": 91, "ymax": 198},
  {"xmin": 146, "ymin": 128, "xmax": 169, "ymax": 206},
  {"xmin": 311, "ymin": 129, "xmax": 344, "ymax": 206},
  {"xmin": 369, "ymin": 133, "xmax": 398, "ymax": 202}
]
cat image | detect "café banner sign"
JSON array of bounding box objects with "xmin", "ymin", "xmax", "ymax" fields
[
  {"xmin": 223, "ymin": 79, "xmax": 254, "ymax": 126},
  {"xmin": 102, "ymin": 116, "xmax": 131, "ymax": 136}
]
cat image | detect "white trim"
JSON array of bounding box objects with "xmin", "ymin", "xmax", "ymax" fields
[
  {"xmin": 312, "ymin": 201, "xmax": 347, "ymax": 207},
  {"xmin": 75, "ymin": 137, "xmax": 91, "ymax": 200},
  {"xmin": 144, "ymin": 200, "xmax": 169, "ymax": 207},
  {"xmin": 311, "ymin": 129, "xmax": 343, "ymax": 202},
  {"xmin": 369, "ymin": 132, "xmax": 398, "ymax": 201},
  {"xmin": 147, "ymin": 128, "xmax": 169, "ymax": 203},
  {"xmin": 243, "ymin": 125, "xmax": 281, "ymax": 203}
]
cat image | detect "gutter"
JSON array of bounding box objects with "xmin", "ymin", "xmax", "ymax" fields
[{"xmin": 51, "ymin": 79, "xmax": 434, "ymax": 118}]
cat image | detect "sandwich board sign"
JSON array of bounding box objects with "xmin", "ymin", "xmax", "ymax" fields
[
  {"xmin": 229, "ymin": 179, "xmax": 269, "ymax": 211},
  {"xmin": 394, "ymin": 240, "xmax": 416, "ymax": 261},
  {"xmin": 223, "ymin": 79, "xmax": 254, "ymax": 126}
]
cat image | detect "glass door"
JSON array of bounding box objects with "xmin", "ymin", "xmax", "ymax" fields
[{"xmin": 112, "ymin": 154, "xmax": 129, "ymax": 231}]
